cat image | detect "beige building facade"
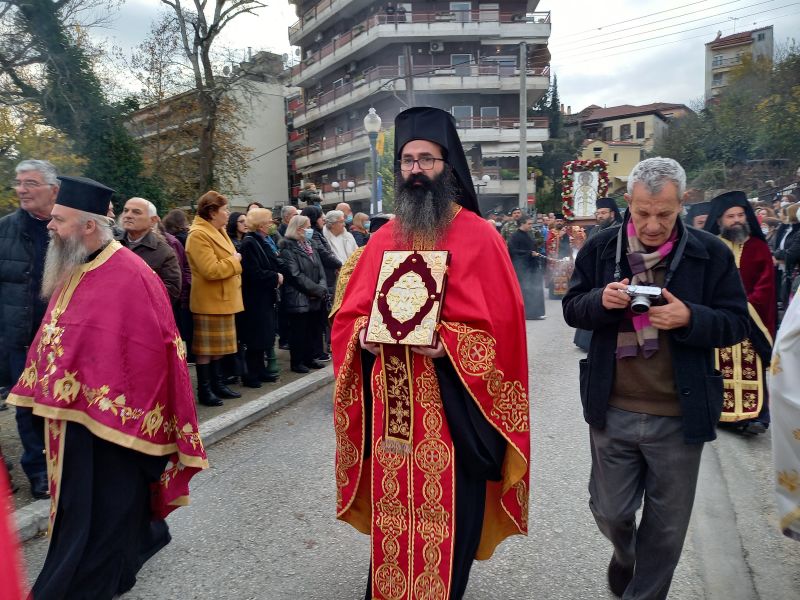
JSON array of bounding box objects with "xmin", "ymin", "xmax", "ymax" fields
[{"xmin": 580, "ymin": 139, "xmax": 644, "ymax": 195}]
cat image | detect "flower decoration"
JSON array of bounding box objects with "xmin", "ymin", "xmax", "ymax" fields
[{"xmin": 561, "ymin": 159, "xmax": 610, "ymax": 220}]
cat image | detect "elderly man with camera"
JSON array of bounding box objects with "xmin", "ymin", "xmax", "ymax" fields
[{"xmin": 563, "ymin": 157, "xmax": 750, "ymax": 600}]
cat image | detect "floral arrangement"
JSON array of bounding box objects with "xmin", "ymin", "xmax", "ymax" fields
[{"xmin": 561, "ymin": 159, "xmax": 610, "ymax": 219}]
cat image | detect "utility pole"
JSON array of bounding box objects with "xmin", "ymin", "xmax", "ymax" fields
[
  {"xmin": 518, "ymin": 41, "xmax": 528, "ymax": 211},
  {"xmin": 404, "ymin": 45, "xmax": 416, "ymax": 106}
]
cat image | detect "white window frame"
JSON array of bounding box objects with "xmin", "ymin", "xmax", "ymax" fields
[
  {"xmin": 480, "ymin": 106, "xmax": 499, "ymax": 126},
  {"xmin": 451, "ymin": 105, "xmax": 473, "ymax": 127},
  {"xmin": 450, "ymin": 2, "xmax": 471, "ymax": 22},
  {"xmin": 451, "ymin": 53, "xmax": 472, "ymax": 76}
]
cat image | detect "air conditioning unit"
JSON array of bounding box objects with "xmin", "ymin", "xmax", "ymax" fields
[
  {"xmin": 430, "ymin": 41, "xmax": 445, "ymax": 53},
  {"xmin": 346, "ymin": 61, "xmax": 358, "ymax": 74}
]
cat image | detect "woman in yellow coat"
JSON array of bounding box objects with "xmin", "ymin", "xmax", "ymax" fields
[{"xmin": 185, "ymin": 191, "xmax": 244, "ymax": 406}]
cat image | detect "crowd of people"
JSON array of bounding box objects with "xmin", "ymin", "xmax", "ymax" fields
[{"xmin": 0, "ymin": 114, "xmax": 798, "ymax": 599}]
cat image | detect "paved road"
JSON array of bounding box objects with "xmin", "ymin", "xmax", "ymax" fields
[{"xmin": 23, "ymin": 298, "xmax": 800, "ymax": 599}]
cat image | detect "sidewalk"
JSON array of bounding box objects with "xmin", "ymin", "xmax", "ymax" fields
[{"xmin": 2, "ymin": 349, "xmax": 334, "ymax": 542}]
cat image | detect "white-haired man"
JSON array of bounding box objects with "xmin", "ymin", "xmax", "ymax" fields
[
  {"xmin": 0, "ymin": 159, "xmax": 59, "ymax": 500},
  {"xmin": 7, "ymin": 175, "xmax": 207, "ymax": 598},
  {"xmin": 322, "ymin": 209, "xmax": 358, "ymax": 264},
  {"xmin": 563, "ymin": 158, "xmax": 749, "ymax": 599},
  {"xmin": 119, "ymin": 197, "xmax": 181, "ymax": 303},
  {"xmin": 278, "ymin": 204, "xmax": 298, "ymax": 237}
]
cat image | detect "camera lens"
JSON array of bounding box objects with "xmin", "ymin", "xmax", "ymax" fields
[{"xmin": 630, "ymin": 295, "xmax": 651, "ymax": 314}]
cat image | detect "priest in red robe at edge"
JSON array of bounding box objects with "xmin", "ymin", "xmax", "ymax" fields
[
  {"xmin": 331, "ymin": 106, "xmax": 530, "ymax": 600},
  {"xmin": 7, "ymin": 176, "xmax": 208, "ymax": 599},
  {"xmin": 704, "ymin": 190, "xmax": 776, "ymax": 434}
]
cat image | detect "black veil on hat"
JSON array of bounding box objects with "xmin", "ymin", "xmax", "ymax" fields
[
  {"xmin": 55, "ymin": 176, "xmax": 115, "ymax": 216},
  {"xmin": 703, "ymin": 190, "xmax": 765, "ymax": 242},
  {"xmin": 684, "ymin": 201, "xmax": 710, "ymax": 225},
  {"xmin": 394, "ymin": 106, "xmax": 480, "ymax": 216},
  {"xmin": 595, "ymin": 197, "xmax": 621, "ymax": 222}
]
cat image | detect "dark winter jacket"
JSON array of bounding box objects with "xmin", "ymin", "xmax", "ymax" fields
[
  {"xmin": 280, "ymin": 239, "xmax": 327, "ymax": 314},
  {"xmin": 239, "ymin": 232, "xmax": 282, "ymax": 347},
  {"xmin": 120, "ymin": 230, "xmax": 182, "ymax": 303},
  {"xmin": 0, "ymin": 209, "xmax": 48, "ymax": 348},
  {"xmin": 562, "ymin": 222, "xmax": 749, "ymax": 443}
]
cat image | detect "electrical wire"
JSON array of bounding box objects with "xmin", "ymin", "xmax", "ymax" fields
[
  {"xmin": 550, "ymin": 0, "xmax": 774, "ymax": 49},
  {"xmin": 554, "ymin": 2, "xmax": 797, "ymax": 61}
]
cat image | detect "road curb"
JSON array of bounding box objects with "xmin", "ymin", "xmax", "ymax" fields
[{"xmin": 14, "ymin": 366, "xmax": 334, "ymax": 542}]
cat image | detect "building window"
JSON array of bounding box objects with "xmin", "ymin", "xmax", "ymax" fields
[
  {"xmin": 636, "ymin": 122, "xmax": 645, "ymax": 139},
  {"xmin": 620, "ymin": 124, "xmax": 631, "ymax": 139},
  {"xmin": 451, "ymin": 105, "xmax": 473, "ymax": 126},
  {"xmin": 480, "ymin": 106, "xmax": 499, "ymax": 127},
  {"xmin": 712, "ymin": 72, "xmax": 724, "ymax": 86},
  {"xmin": 479, "ymin": 3, "xmax": 499, "ymax": 21},
  {"xmin": 451, "ymin": 2, "xmax": 471, "ymax": 22},
  {"xmin": 757, "ymin": 32, "xmax": 765, "ymax": 41},
  {"xmin": 613, "ymin": 153, "xmax": 619, "ymax": 163},
  {"xmin": 602, "ymin": 126, "xmax": 612, "ymax": 141},
  {"xmin": 712, "ymin": 54, "xmax": 723, "ymax": 67},
  {"xmin": 451, "ymin": 53, "xmax": 472, "ymax": 76},
  {"xmin": 337, "ymin": 169, "xmax": 346, "ymax": 181}
]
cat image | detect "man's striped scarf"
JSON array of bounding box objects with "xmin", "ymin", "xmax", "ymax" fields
[{"xmin": 616, "ymin": 221, "xmax": 678, "ymax": 359}]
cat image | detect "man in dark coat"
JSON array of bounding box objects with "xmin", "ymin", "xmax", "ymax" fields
[
  {"xmin": 563, "ymin": 157, "xmax": 749, "ymax": 600},
  {"xmin": 0, "ymin": 159, "xmax": 58, "ymax": 500},
  {"xmin": 119, "ymin": 197, "xmax": 181, "ymax": 303},
  {"xmin": 574, "ymin": 198, "xmax": 623, "ymax": 350}
]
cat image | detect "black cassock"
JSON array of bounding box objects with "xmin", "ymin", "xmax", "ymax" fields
[
  {"xmin": 361, "ymin": 353, "xmax": 506, "ymax": 600},
  {"xmin": 508, "ymin": 229, "xmax": 546, "ymax": 320},
  {"xmin": 32, "ymin": 422, "xmax": 170, "ymax": 600}
]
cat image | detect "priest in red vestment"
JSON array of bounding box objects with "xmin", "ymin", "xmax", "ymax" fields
[
  {"xmin": 1, "ymin": 462, "xmax": 27, "ymax": 600},
  {"xmin": 704, "ymin": 190, "xmax": 776, "ymax": 434},
  {"xmin": 7, "ymin": 176, "xmax": 208, "ymax": 599},
  {"xmin": 332, "ymin": 107, "xmax": 530, "ymax": 600}
]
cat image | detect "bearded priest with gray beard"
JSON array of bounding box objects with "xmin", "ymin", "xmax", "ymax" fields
[
  {"xmin": 331, "ymin": 107, "xmax": 531, "ymax": 600},
  {"xmin": 704, "ymin": 190, "xmax": 776, "ymax": 434},
  {"xmin": 7, "ymin": 176, "xmax": 207, "ymax": 599}
]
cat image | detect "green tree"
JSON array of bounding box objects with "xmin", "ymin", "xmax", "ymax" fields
[
  {"xmin": 377, "ymin": 127, "xmax": 395, "ymax": 212},
  {"xmin": 0, "ymin": 0, "xmax": 162, "ymax": 205}
]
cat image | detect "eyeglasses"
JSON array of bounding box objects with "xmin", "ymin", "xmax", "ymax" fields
[
  {"xmin": 12, "ymin": 180, "xmax": 48, "ymax": 190},
  {"xmin": 399, "ymin": 157, "xmax": 444, "ymax": 171}
]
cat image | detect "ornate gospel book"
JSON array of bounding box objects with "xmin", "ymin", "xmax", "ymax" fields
[{"xmin": 365, "ymin": 250, "xmax": 449, "ymax": 346}]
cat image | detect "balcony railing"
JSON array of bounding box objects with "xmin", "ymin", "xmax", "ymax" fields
[
  {"xmin": 290, "ymin": 6, "xmax": 549, "ymax": 40},
  {"xmin": 294, "ymin": 118, "xmax": 549, "ymax": 164},
  {"xmin": 291, "ymin": 10, "xmax": 551, "ymax": 77},
  {"xmin": 711, "ymin": 56, "xmax": 743, "ymax": 69},
  {"xmin": 292, "ymin": 64, "xmax": 550, "ymax": 121}
]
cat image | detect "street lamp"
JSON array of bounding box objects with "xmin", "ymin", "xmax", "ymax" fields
[
  {"xmin": 331, "ymin": 180, "xmax": 355, "ymax": 203},
  {"xmin": 363, "ymin": 107, "xmax": 382, "ymax": 214},
  {"xmin": 473, "ymin": 174, "xmax": 491, "ymax": 194}
]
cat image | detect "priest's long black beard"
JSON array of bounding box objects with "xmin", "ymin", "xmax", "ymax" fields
[
  {"xmin": 41, "ymin": 232, "xmax": 89, "ymax": 299},
  {"xmin": 721, "ymin": 221, "xmax": 750, "ymax": 244},
  {"xmin": 393, "ymin": 164, "xmax": 458, "ymax": 244}
]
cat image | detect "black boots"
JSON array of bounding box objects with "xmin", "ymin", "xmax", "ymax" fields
[
  {"xmin": 196, "ymin": 363, "xmax": 223, "ymax": 407},
  {"xmin": 242, "ymin": 350, "xmax": 263, "ymax": 388},
  {"xmin": 210, "ymin": 359, "xmax": 241, "ymax": 399}
]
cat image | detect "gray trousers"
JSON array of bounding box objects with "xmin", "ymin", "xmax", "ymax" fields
[{"xmin": 589, "ymin": 407, "xmax": 704, "ymax": 600}]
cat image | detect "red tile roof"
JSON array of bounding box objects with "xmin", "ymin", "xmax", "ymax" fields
[
  {"xmin": 579, "ymin": 103, "xmax": 688, "ymax": 122},
  {"xmin": 707, "ymin": 26, "xmax": 771, "ymax": 49}
]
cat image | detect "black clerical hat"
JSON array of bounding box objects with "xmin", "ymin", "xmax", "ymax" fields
[
  {"xmin": 394, "ymin": 106, "xmax": 480, "ymax": 216},
  {"xmin": 703, "ymin": 190, "xmax": 765, "ymax": 242},
  {"xmin": 595, "ymin": 197, "xmax": 622, "ymax": 222},
  {"xmin": 55, "ymin": 176, "xmax": 115, "ymax": 216}
]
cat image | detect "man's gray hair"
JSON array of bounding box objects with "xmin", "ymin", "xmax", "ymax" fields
[
  {"xmin": 16, "ymin": 160, "xmax": 59, "ymax": 186},
  {"xmin": 627, "ymin": 157, "xmax": 686, "ymax": 198},
  {"xmin": 79, "ymin": 212, "xmax": 115, "ymax": 245},
  {"xmin": 281, "ymin": 205, "xmax": 297, "ymax": 219},
  {"xmin": 128, "ymin": 197, "xmax": 157, "ymax": 218},
  {"xmin": 324, "ymin": 210, "xmax": 343, "ymax": 225}
]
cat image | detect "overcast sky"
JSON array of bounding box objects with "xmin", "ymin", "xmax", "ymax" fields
[{"xmin": 95, "ymin": 0, "xmax": 800, "ymax": 111}]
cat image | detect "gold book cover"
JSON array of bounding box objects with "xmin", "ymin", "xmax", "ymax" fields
[{"xmin": 365, "ymin": 250, "xmax": 449, "ymax": 346}]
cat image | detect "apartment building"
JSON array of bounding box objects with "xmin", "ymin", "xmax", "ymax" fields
[
  {"xmin": 126, "ymin": 52, "xmax": 289, "ymax": 210},
  {"xmin": 566, "ymin": 103, "xmax": 691, "ymax": 153},
  {"xmin": 705, "ymin": 26, "xmax": 773, "ymax": 102},
  {"xmin": 286, "ymin": 0, "xmax": 552, "ymax": 213}
]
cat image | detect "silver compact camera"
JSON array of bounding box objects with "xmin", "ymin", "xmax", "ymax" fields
[{"xmin": 625, "ymin": 285, "xmax": 662, "ymax": 314}]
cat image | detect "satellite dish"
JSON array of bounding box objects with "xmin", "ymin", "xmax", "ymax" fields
[
  {"xmin": 282, "ymin": 53, "xmax": 289, "ymax": 62},
  {"xmin": 223, "ymin": 65, "xmax": 231, "ymax": 76}
]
